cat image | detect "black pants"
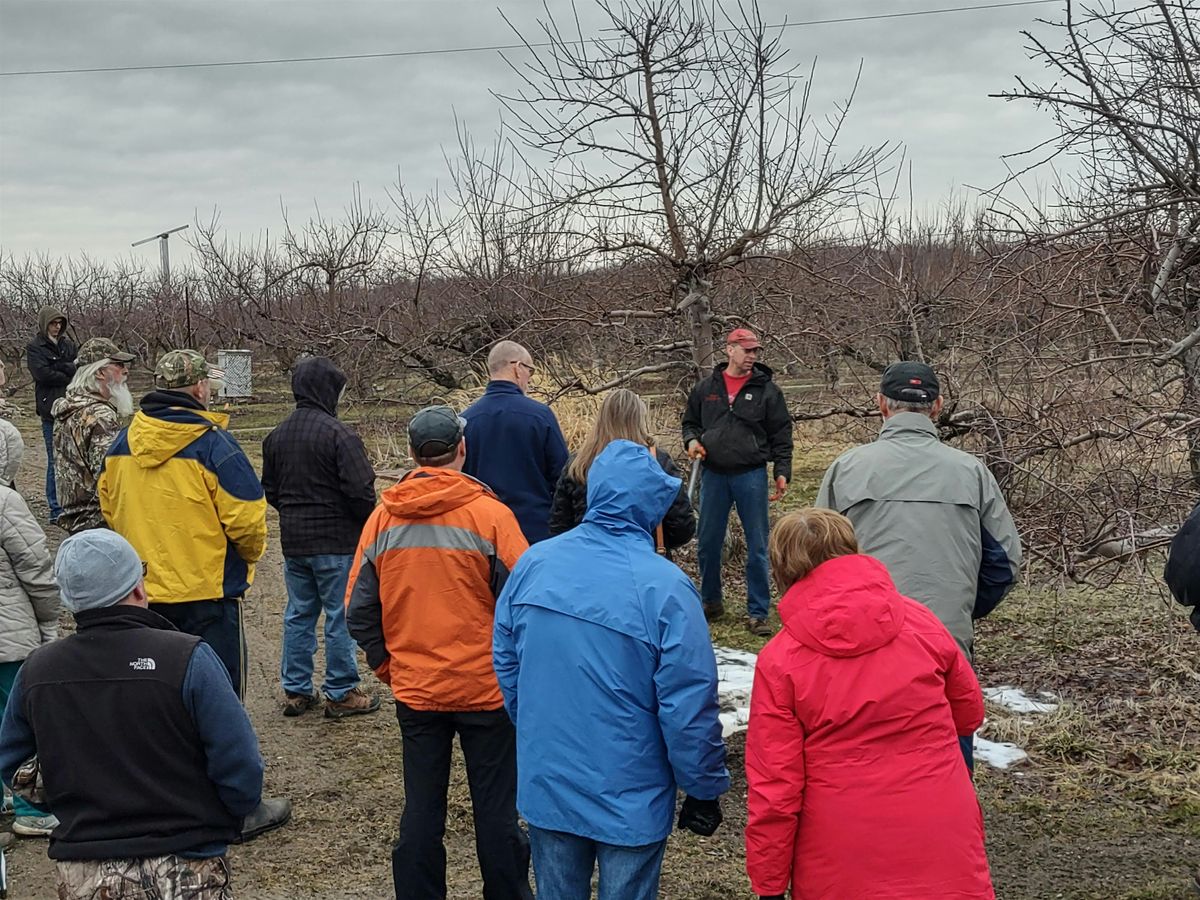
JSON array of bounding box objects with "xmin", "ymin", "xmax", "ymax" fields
[
  {"xmin": 150, "ymin": 598, "xmax": 246, "ymax": 700},
  {"xmin": 392, "ymin": 702, "xmax": 533, "ymax": 900}
]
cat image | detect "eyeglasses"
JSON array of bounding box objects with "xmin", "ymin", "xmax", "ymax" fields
[{"xmin": 510, "ymin": 360, "xmax": 536, "ymax": 375}]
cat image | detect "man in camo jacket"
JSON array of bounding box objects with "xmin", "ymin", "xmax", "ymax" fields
[{"xmin": 51, "ymin": 338, "xmax": 136, "ymax": 534}]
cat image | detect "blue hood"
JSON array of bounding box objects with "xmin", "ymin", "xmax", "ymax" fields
[{"xmin": 583, "ymin": 440, "xmax": 681, "ymax": 540}]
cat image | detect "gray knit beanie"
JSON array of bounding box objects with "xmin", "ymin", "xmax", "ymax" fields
[{"xmin": 55, "ymin": 530, "xmax": 143, "ymax": 613}]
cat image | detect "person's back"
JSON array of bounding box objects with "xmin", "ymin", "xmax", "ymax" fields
[
  {"xmin": 0, "ymin": 530, "xmax": 263, "ymax": 898},
  {"xmin": 818, "ymin": 415, "xmax": 1001, "ymax": 648},
  {"xmin": 462, "ymin": 341, "xmax": 568, "ymax": 544},
  {"xmin": 494, "ymin": 441, "xmax": 728, "ymax": 849},
  {"xmin": 747, "ymin": 543, "xmax": 992, "ymax": 899},
  {"xmin": 262, "ymin": 357, "xmax": 375, "ymax": 558}
]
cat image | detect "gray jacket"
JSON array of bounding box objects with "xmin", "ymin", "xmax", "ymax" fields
[
  {"xmin": 0, "ymin": 485, "xmax": 61, "ymax": 662},
  {"xmin": 816, "ymin": 412, "xmax": 1021, "ymax": 658}
]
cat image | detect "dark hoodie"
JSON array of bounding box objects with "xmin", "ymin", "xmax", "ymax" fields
[
  {"xmin": 261, "ymin": 357, "xmax": 377, "ymax": 556},
  {"xmin": 681, "ymin": 362, "xmax": 793, "ymax": 480},
  {"xmin": 26, "ymin": 306, "xmax": 78, "ymax": 420}
]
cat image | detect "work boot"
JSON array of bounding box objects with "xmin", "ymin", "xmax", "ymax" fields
[
  {"xmin": 703, "ymin": 602, "xmax": 726, "ymax": 622},
  {"xmin": 746, "ymin": 617, "xmax": 774, "ymax": 637},
  {"xmin": 234, "ymin": 798, "xmax": 292, "ymax": 843},
  {"xmin": 282, "ymin": 692, "xmax": 318, "ymax": 717},
  {"xmin": 324, "ymin": 687, "xmax": 381, "ymax": 719}
]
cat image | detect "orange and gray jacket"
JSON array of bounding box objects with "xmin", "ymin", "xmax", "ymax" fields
[
  {"xmin": 345, "ymin": 467, "xmax": 528, "ymax": 712},
  {"xmin": 98, "ymin": 390, "xmax": 267, "ymax": 603},
  {"xmin": 816, "ymin": 412, "xmax": 1021, "ymax": 660}
]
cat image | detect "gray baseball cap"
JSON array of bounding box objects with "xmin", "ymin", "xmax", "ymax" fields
[
  {"xmin": 408, "ymin": 405, "xmax": 467, "ymax": 458},
  {"xmin": 54, "ymin": 530, "xmax": 143, "ymax": 613}
]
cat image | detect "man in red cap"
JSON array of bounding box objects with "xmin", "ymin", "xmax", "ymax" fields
[{"xmin": 681, "ymin": 327, "xmax": 793, "ymax": 636}]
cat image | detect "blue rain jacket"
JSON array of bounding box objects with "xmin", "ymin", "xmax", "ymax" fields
[{"xmin": 494, "ymin": 440, "xmax": 729, "ymax": 846}]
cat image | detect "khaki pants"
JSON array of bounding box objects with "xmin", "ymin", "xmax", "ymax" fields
[{"xmin": 55, "ymin": 855, "xmax": 232, "ymax": 900}]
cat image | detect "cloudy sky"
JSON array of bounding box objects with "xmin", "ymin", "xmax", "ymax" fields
[{"xmin": 0, "ymin": 0, "xmax": 1068, "ymax": 265}]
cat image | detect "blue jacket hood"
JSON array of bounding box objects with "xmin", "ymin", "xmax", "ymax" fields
[{"xmin": 583, "ymin": 440, "xmax": 681, "ymax": 540}]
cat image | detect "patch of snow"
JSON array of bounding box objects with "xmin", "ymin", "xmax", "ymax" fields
[
  {"xmin": 713, "ymin": 645, "xmax": 1048, "ymax": 770},
  {"xmin": 714, "ymin": 646, "xmax": 757, "ymax": 736},
  {"xmin": 983, "ymin": 685, "xmax": 1058, "ymax": 714},
  {"xmin": 973, "ymin": 736, "xmax": 1028, "ymax": 769}
]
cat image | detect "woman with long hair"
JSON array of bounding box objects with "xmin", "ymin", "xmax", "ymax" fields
[
  {"xmin": 548, "ymin": 389, "xmax": 694, "ymax": 550},
  {"xmin": 745, "ymin": 508, "xmax": 993, "ymax": 899}
]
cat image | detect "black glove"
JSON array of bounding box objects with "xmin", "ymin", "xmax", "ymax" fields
[{"xmin": 677, "ymin": 795, "xmax": 722, "ymax": 836}]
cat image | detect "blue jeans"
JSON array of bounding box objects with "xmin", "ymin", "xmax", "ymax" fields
[
  {"xmin": 42, "ymin": 418, "xmax": 61, "ymax": 520},
  {"xmin": 960, "ymin": 734, "xmax": 975, "ymax": 774},
  {"xmin": 281, "ymin": 554, "xmax": 360, "ymax": 701},
  {"xmin": 696, "ymin": 467, "xmax": 771, "ymax": 619},
  {"xmin": 528, "ymin": 825, "xmax": 667, "ymax": 900}
]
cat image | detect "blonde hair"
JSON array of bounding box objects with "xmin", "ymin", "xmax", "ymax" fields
[
  {"xmin": 568, "ymin": 389, "xmax": 653, "ymax": 484},
  {"xmin": 768, "ymin": 508, "xmax": 859, "ymax": 590}
]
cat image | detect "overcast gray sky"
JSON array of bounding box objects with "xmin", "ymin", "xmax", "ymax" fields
[{"xmin": 0, "ymin": 0, "xmax": 1066, "ymax": 265}]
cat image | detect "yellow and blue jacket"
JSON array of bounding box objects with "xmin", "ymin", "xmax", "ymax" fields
[{"xmin": 98, "ymin": 391, "xmax": 267, "ymax": 604}]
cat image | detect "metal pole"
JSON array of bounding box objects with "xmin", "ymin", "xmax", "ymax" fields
[
  {"xmin": 160, "ymin": 236, "xmax": 170, "ymax": 284},
  {"xmin": 185, "ymin": 283, "xmax": 193, "ymax": 348}
]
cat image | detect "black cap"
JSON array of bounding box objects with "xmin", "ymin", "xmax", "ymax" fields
[
  {"xmin": 408, "ymin": 405, "xmax": 467, "ymax": 458},
  {"xmin": 880, "ymin": 362, "xmax": 940, "ymax": 403}
]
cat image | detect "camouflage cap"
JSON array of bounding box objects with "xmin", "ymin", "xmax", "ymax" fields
[
  {"xmin": 75, "ymin": 337, "xmax": 136, "ymax": 368},
  {"xmin": 154, "ymin": 349, "xmax": 225, "ymax": 389}
]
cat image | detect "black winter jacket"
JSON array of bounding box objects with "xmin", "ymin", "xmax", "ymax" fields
[
  {"xmin": 681, "ymin": 363, "xmax": 793, "ymax": 480},
  {"xmin": 15, "ymin": 606, "xmax": 249, "ymax": 860},
  {"xmin": 26, "ymin": 307, "xmax": 77, "ymax": 420},
  {"xmin": 548, "ymin": 447, "xmax": 696, "ymax": 549},
  {"xmin": 262, "ymin": 357, "xmax": 377, "ymax": 557},
  {"xmin": 1164, "ymin": 503, "xmax": 1200, "ymax": 632}
]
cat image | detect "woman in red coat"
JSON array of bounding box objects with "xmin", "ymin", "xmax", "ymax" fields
[{"xmin": 745, "ymin": 509, "xmax": 993, "ymax": 899}]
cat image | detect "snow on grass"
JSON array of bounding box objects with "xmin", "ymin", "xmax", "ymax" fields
[
  {"xmin": 714, "ymin": 645, "xmax": 1055, "ymax": 769},
  {"xmin": 983, "ymin": 686, "xmax": 1059, "ymax": 714}
]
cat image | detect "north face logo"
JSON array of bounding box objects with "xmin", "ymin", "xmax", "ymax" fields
[{"xmin": 129, "ymin": 658, "xmax": 156, "ymax": 671}]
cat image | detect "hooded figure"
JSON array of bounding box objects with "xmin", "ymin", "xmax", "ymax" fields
[
  {"xmin": 26, "ymin": 306, "xmax": 78, "ymax": 521},
  {"xmin": 261, "ymin": 356, "xmax": 379, "ymax": 719},
  {"xmin": 493, "ymin": 440, "xmax": 729, "ymax": 899},
  {"xmin": 745, "ymin": 514, "xmax": 992, "ymax": 899}
]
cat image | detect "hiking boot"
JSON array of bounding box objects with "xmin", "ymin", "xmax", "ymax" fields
[
  {"xmin": 703, "ymin": 603, "xmax": 726, "ymax": 622},
  {"xmin": 746, "ymin": 617, "xmax": 774, "ymax": 637},
  {"xmin": 12, "ymin": 813, "xmax": 58, "ymax": 837},
  {"xmin": 234, "ymin": 798, "xmax": 292, "ymax": 843},
  {"xmin": 324, "ymin": 687, "xmax": 381, "ymax": 719},
  {"xmin": 282, "ymin": 692, "xmax": 318, "ymax": 717}
]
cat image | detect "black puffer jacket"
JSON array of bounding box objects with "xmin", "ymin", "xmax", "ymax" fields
[
  {"xmin": 681, "ymin": 362, "xmax": 793, "ymax": 480},
  {"xmin": 1164, "ymin": 503, "xmax": 1200, "ymax": 632},
  {"xmin": 261, "ymin": 357, "xmax": 377, "ymax": 557},
  {"xmin": 26, "ymin": 306, "xmax": 77, "ymax": 420},
  {"xmin": 548, "ymin": 447, "xmax": 695, "ymax": 550}
]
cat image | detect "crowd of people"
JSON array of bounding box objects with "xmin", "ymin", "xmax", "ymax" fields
[{"xmin": 0, "ymin": 312, "xmax": 1195, "ymax": 899}]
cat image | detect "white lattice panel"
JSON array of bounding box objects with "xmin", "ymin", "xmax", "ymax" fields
[{"xmin": 217, "ymin": 350, "xmax": 253, "ymax": 398}]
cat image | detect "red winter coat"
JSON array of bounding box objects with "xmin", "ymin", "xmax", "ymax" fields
[{"xmin": 745, "ymin": 554, "xmax": 993, "ymax": 899}]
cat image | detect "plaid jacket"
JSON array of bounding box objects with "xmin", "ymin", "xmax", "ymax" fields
[{"xmin": 262, "ymin": 358, "xmax": 376, "ymax": 557}]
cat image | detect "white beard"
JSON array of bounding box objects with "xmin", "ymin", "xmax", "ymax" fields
[{"xmin": 108, "ymin": 380, "xmax": 135, "ymax": 417}]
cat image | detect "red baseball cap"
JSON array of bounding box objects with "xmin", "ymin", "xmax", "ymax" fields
[{"xmin": 726, "ymin": 327, "xmax": 761, "ymax": 350}]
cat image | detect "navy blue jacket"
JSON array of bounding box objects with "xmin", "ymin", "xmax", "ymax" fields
[
  {"xmin": 494, "ymin": 440, "xmax": 729, "ymax": 846},
  {"xmin": 462, "ymin": 381, "xmax": 569, "ymax": 544}
]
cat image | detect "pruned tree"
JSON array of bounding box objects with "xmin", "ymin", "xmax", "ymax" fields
[{"xmin": 497, "ymin": 0, "xmax": 886, "ymax": 388}]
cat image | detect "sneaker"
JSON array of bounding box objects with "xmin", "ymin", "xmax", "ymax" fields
[
  {"xmin": 282, "ymin": 692, "xmax": 318, "ymax": 717},
  {"xmin": 746, "ymin": 617, "xmax": 774, "ymax": 637},
  {"xmin": 12, "ymin": 813, "xmax": 58, "ymax": 837},
  {"xmin": 324, "ymin": 687, "xmax": 381, "ymax": 719},
  {"xmin": 703, "ymin": 603, "xmax": 726, "ymax": 622}
]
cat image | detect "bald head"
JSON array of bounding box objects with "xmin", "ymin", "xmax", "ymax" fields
[{"xmin": 487, "ymin": 341, "xmax": 531, "ymax": 376}]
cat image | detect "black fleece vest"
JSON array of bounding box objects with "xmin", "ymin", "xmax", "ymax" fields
[{"xmin": 18, "ymin": 605, "xmax": 241, "ymax": 860}]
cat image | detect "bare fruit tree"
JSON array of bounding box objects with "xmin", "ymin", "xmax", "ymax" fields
[{"xmin": 498, "ymin": 0, "xmax": 886, "ymax": 388}]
